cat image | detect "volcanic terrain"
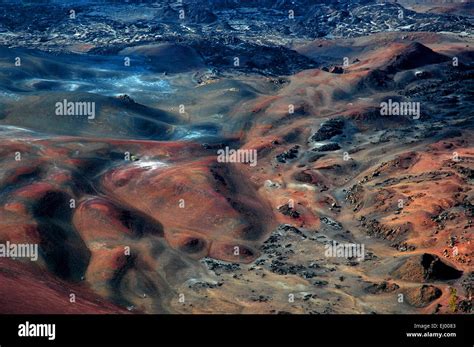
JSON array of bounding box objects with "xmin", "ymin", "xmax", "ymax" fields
[{"xmin": 0, "ymin": 0, "xmax": 472, "ymax": 314}]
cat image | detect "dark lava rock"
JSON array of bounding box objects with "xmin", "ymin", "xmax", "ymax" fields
[
  {"xmin": 312, "ymin": 142, "xmax": 341, "ymax": 152},
  {"xmin": 197, "ymin": 39, "xmax": 317, "ymax": 76},
  {"xmin": 188, "ymin": 280, "xmax": 222, "ymax": 290},
  {"xmin": 310, "ymin": 119, "xmax": 344, "ymax": 142},
  {"xmin": 455, "ymin": 165, "xmax": 474, "ymax": 180},
  {"xmin": 392, "ymin": 253, "xmax": 463, "ymax": 283},
  {"xmin": 365, "ymin": 281, "xmax": 400, "ymax": 294},
  {"xmin": 461, "ymin": 272, "xmax": 473, "ymax": 299},
  {"xmin": 314, "ymin": 280, "xmax": 329, "ymax": 287},
  {"xmin": 183, "ymin": 5, "xmax": 217, "ymax": 24},
  {"xmin": 329, "ymin": 66, "xmax": 344, "ymax": 74},
  {"xmin": 117, "ymin": 94, "xmax": 136, "ymax": 104},
  {"xmin": 278, "ymin": 204, "xmax": 300, "ymax": 219},
  {"xmin": 278, "ymin": 224, "xmax": 306, "ymax": 239},
  {"xmin": 270, "ymin": 260, "xmax": 310, "ymax": 277},
  {"xmin": 201, "ymin": 258, "xmax": 240, "ymax": 274},
  {"xmin": 276, "ymin": 145, "xmax": 300, "ymax": 163},
  {"xmin": 259, "ymin": 225, "xmax": 322, "ymax": 280},
  {"xmin": 250, "ymin": 295, "xmax": 271, "ymax": 302},
  {"xmin": 320, "ymin": 216, "xmax": 342, "ymax": 230},
  {"xmin": 405, "ymin": 285, "xmax": 442, "ymax": 308},
  {"xmin": 457, "ymin": 299, "xmax": 473, "ymax": 313}
]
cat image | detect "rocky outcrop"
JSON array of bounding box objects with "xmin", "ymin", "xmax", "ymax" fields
[{"xmin": 392, "ymin": 253, "xmax": 463, "ymax": 282}]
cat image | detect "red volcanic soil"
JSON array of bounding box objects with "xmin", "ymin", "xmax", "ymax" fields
[
  {"xmin": 0, "ymin": 259, "xmax": 129, "ymax": 314},
  {"xmin": 0, "ymin": 32, "xmax": 472, "ymax": 314},
  {"xmin": 0, "ymin": 135, "xmax": 277, "ymax": 313},
  {"xmin": 100, "ymin": 157, "xmax": 276, "ymax": 262}
]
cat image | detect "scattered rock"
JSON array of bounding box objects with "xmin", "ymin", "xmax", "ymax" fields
[
  {"xmin": 278, "ymin": 204, "xmax": 300, "ymax": 219},
  {"xmin": 365, "ymin": 281, "xmax": 400, "ymax": 294},
  {"xmin": 312, "ymin": 142, "xmax": 341, "ymax": 152},
  {"xmin": 456, "ymin": 299, "xmax": 473, "ymax": 313},
  {"xmin": 276, "ymin": 145, "xmax": 300, "ymax": 163},
  {"xmin": 310, "ymin": 119, "xmax": 344, "ymax": 142}
]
